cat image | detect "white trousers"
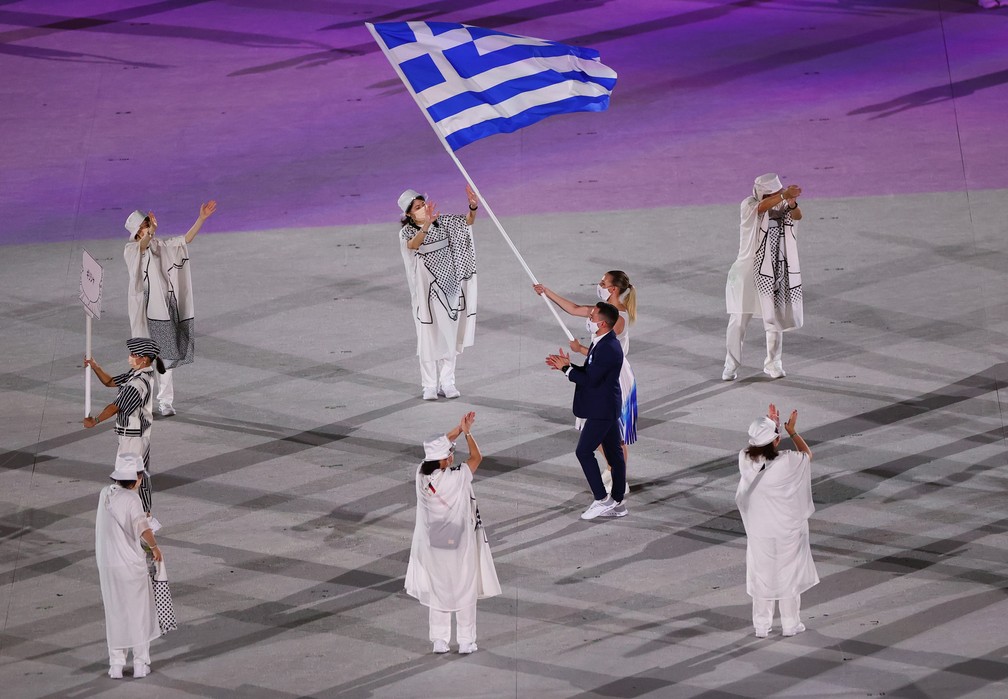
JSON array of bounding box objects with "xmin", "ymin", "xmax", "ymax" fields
[
  {"xmin": 428, "ymin": 603, "xmax": 476, "ymax": 645},
  {"xmin": 419, "ymin": 354, "xmax": 457, "ymax": 390},
  {"xmin": 724, "ymin": 313, "xmax": 783, "ymax": 373},
  {"xmin": 155, "ymin": 368, "xmax": 174, "ymax": 407},
  {"xmin": 752, "ymin": 595, "xmax": 801, "ymax": 633},
  {"xmin": 109, "ymin": 642, "xmax": 150, "ymax": 668}
]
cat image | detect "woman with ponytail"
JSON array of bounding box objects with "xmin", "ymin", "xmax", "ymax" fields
[
  {"xmin": 84, "ymin": 338, "xmax": 165, "ymax": 516},
  {"xmin": 533, "ymin": 271, "xmax": 638, "ymax": 495}
]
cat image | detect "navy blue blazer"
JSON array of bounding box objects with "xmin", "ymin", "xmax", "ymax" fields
[{"xmin": 566, "ymin": 331, "xmax": 623, "ymax": 420}]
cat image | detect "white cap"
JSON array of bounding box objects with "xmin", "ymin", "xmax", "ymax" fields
[
  {"xmin": 398, "ymin": 189, "xmax": 423, "ymax": 214},
  {"xmin": 747, "ymin": 416, "xmax": 779, "ymax": 447},
  {"xmin": 753, "ymin": 173, "xmax": 783, "ymax": 198},
  {"xmin": 125, "ymin": 210, "xmax": 147, "ymax": 238},
  {"xmin": 423, "ymin": 434, "xmax": 453, "ymax": 461},
  {"xmin": 110, "ymin": 452, "xmax": 144, "ymax": 480}
]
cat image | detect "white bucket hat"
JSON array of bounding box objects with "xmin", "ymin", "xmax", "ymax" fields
[
  {"xmin": 124, "ymin": 210, "xmax": 147, "ymax": 238},
  {"xmin": 423, "ymin": 434, "xmax": 453, "ymax": 461},
  {"xmin": 110, "ymin": 452, "xmax": 144, "ymax": 480},
  {"xmin": 747, "ymin": 416, "xmax": 779, "ymax": 447},
  {"xmin": 398, "ymin": 189, "xmax": 423, "ymax": 214},
  {"xmin": 753, "ymin": 173, "xmax": 783, "ymax": 199}
]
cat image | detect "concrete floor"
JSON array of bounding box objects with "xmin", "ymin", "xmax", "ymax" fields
[{"xmin": 2, "ymin": 2, "xmax": 1007, "ymax": 698}]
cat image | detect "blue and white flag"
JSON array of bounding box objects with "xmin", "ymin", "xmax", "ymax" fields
[{"xmin": 367, "ymin": 21, "xmax": 617, "ymax": 151}]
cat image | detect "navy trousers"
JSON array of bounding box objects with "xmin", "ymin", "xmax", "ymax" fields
[{"xmin": 576, "ymin": 417, "xmax": 626, "ymax": 502}]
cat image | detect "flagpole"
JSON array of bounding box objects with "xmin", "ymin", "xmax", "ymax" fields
[{"xmin": 366, "ymin": 23, "xmax": 575, "ymax": 343}]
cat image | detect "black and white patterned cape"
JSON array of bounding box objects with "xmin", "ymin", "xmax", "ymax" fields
[{"xmin": 753, "ymin": 211, "xmax": 803, "ymax": 331}]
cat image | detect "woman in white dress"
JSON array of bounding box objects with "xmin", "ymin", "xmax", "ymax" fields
[
  {"xmin": 735, "ymin": 404, "xmax": 818, "ymax": 638},
  {"xmin": 533, "ymin": 271, "xmax": 638, "ymax": 494},
  {"xmin": 124, "ymin": 200, "xmax": 217, "ymax": 416},
  {"xmin": 405, "ymin": 412, "xmax": 501, "ymax": 654},
  {"xmin": 398, "ymin": 187, "xmax": 479, "ymax": 401},
  {"xmin": 95, "ymin": 461, "xmax": 164, "ymax": 678}
]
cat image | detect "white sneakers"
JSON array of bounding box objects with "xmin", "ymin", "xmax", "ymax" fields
[
  {"xmin": 763, "ymin": 366, "xmax": 786, "ymax": 379},
  {"xmin": 133, "ymin": 662, "xmax": 150, "ymax": 678},
  {"xmin": 423, "ymin": 386, "xmax": 460, "ymax": 400},
  {"xmin": 782, "ymin": 623, "xmax": 806, "ymax": 637},
  {"xmin": 433, "ymin": 640, "xmax": 477, "ymax": 654},
  {"xmin": 580, "ymin": 496, "xmax": 630, "ymax": 520},
  {"xmin": 108, "ymin": 666, "xmax": 123, "ymax": 679},
  {"xmin": 158, "ymin": 403, "xmax": 176, "ymax": 416},
  {"xmin": 721, "ymin": 367, "xmax": 737, "ymax": 381}
]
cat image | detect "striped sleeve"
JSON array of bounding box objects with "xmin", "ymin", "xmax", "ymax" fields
[
  {"xmin": 114, "ymin": 385, "xmax": 142, "ymax": 415},
  {"xmin": 112, "ymin": 371, "xmax": 132, "ymax": 386}
]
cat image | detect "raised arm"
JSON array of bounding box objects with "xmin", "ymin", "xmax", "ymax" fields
[
  {"xmin": 533, "ymin": 284, "xmax": 591, "ymax": 317},
  {"xmin": 183, "ymin": 200, "xmax": 217, "ymax": 244},
  {"xmin": 465, "ymin": 184, "xmax": 478, "ymax": 227},
  {"xmin": 757, "ymin": 184, "xmax": 801, "ymax": 214},
  {"xmin": 783, "ymin": 409, "xmax": 812, "ymax": 460}
]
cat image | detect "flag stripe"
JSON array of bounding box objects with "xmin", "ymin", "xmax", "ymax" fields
[
  {"xmin": 427, "ymin": 68, "xmax": 616, "ymax": 123},
  {"xmin": 437, "ymin": 80, "xmax": 613, "ymax": 138},
  {"xmin": 444, "ymin": 94, "xmax": 611, "ymax": 150}
]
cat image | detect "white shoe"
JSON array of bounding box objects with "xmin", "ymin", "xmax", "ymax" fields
[
  {"xmin": 108, "ymin": 666, "xmax": 123, "ymax": 679},
  {"xmin": 782, "ymin": 623, "xmax": 806, "ymax": 637},
  {"xmin": 598, "ymin": 501, "xmax": 628, "ymax": 518},
  {"xmin": 581, "ymin": 496, "xmax": 617, "ymax": 520},
  {"xmin": 422, "ymin": 388, "xmax": 438, "ymax": 401},
  {"xmin": 763, "ymin": 367, "xmax": 786, "ymax": 379},
  {"xmin": 158, "ymin": 403, "xmax": 176, "ymax": 416},
  {"xmin": 441, "ymin": 385, "xmax": 461, "ymax": 399},
  {"xmin": 721, "ymin": 367, "xmax": 737, "ymax": 381},
  {"xmin": 432, "ymin": 640, "xmax": 450, "ymax": 654},
  {"xmin": 133, "ymin": 662, "xmax": 150, "ymax": 678},
  {"xmin": 458, "ymin": 642, "xmax": 478, "ymax": 654},
  {"xmin": 754, "ymin": 628, "xmax": 769, "ymax": 639}
]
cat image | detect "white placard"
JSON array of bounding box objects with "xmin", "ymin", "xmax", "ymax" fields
[{"xmin": 80, "ymin": 249, "xmax": 104, "ymax": 319}]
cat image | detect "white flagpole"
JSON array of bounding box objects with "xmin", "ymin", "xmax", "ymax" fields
[
  {"xmin": 366, "ymin": 23, "xmax": 575, "ymax": 342},
  {"xmin": 85, "ymin": 313, "xmax": 92, "ymax": 417}
]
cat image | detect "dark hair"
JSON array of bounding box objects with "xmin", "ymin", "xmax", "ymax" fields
[
  {"xmin": 595, "ymin": 302, "xmax": 619, "ymax": 329},
  {"xmin": 744, "ymin": 442, "xmax": 779, "ymax": 462},
  {"xmin": 112, "ymin": 478, "xmax": 138, "ymax": 488},
  {"xmin": 154, "ymin": 357, "xmax": 166, "ymax": 374},
  {"xmin": 420, "ymin": 460, "xmax": 441, "ymax": 475}
]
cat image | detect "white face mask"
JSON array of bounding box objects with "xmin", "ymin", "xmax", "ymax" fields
[
  {"xmin": 597, "ymin": 284, "xmax": 610, "ymax": 301},
  {"xmin": 586, "ymin": 318, "xmax": 599, "ymax": 334}
]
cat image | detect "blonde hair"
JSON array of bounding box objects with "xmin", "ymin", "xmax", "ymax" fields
[{"xmin": 606, "ymin": 270, "xmax": 637, "ymax": 323}]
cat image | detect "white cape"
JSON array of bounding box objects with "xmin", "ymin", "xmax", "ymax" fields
[
  {"xmin": 125, "ymin": 236, "xmax": 195, "ymax": 367},
  {"xmin": 735, "ymin": 450, "xmax": 819, "ymax": 600},
  {"xmin": 95, "ymin": 485, "xmax": 161, "ymax": 648},
  {"xmin": 405, "ymin": 464, "xmax": 500, "ymax": 611}
]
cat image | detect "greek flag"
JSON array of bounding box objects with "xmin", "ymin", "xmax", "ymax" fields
[{"xmin": 367, "ymin": 21, "xmax": 617, "ymax": 151}]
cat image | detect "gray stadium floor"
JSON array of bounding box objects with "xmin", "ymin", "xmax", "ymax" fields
[{"xmin": 2, "ymin": 2, "xmax": 1008, "ymax": 698}]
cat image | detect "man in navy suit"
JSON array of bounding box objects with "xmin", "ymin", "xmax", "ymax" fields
[{"xmin": 546, "ymin": 302, "xmax": 628, "ymax": 520}]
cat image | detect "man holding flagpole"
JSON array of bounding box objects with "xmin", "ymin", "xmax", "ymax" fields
[{"xmin": 399, "ymin": 186, "xmax": 479, "ymax": 400}]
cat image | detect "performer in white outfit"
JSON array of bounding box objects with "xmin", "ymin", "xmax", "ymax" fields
[
  {"xmin": 95, "ymin": 461, "xmax": 164, "ymax": 679},
  {"xmin": 723, "ymin": 174, "xmax": 803, "ymax": 380},
  {"xmin": 398, "ymin": 187, "xmax": 479, "ymax": 401},
  {"xmin": 533, "ymin": 271, "xmax": 638, "ymax": 494},
  {"xmin": 735, "ymin": 404, "xmax": 818, "ymax": 638},
  {"xmin": 405, "ymin": 412, "xmax": 501, "ymax": 654},
  {"xmin": 84, "ymin": 338, "xmax": 166, "ymax": 515},
  {"xmin": 124, "ymin": 201, "xmax": 217, "ymax": 415}
]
